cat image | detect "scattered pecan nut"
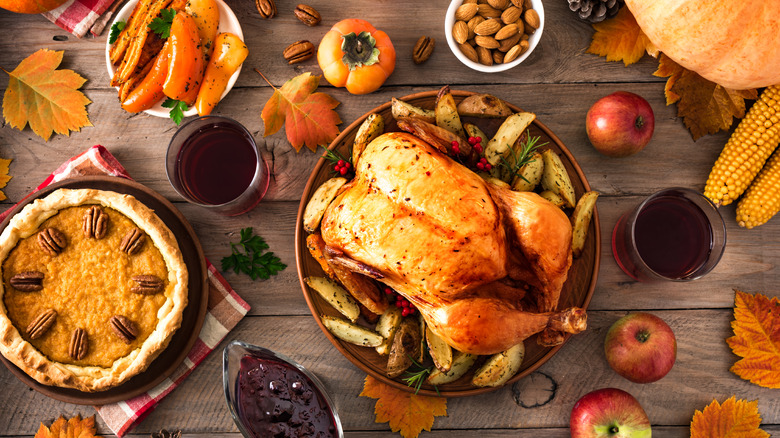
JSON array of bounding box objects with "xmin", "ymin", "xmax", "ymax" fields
[
  {"xmin": 26, "ymin": 309, "xmax": 57, "ymax": 340},
  {"xmin": 294, "ymin": 4, "xmax": 321, "ymax": 26},
  {"xmin": 69, "ymin": 328, "xmax": 88, "ymax": 360},
  {"xmin": 131, "ymin": 275, "xmax": 165, "ymax": 295},
  {"xmin": 255, "ymin": 0, "xmax": 276, "ymax": 18},
  {"xmin": 412, "ymin": 36, "xmax": 435, "ymax": 64},
  {"xmin": 283, "ymin": 40, "xmax": 315, "ymax": 64},
  {"xmin": 9, "ymin": 271, "xmax": 44, "ymax": 292},
  {"xmin": 37, "ymin": 228, "xmax": 67, "ymax": 255},
  {"xmin": 110, "ymin": 315, "xmax": 139, "ymax": 343},
  {"xmin": 120, "ymin": 228, "xmax": 146, "ymax": 254},
  {"xmin": 83, "ymin": 205, "xmax": 108, "ymax": 239}
]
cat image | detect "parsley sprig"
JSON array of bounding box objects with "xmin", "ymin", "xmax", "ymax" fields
[
  {"xmin": 498, "ymin": 129, "xmax": 547, "ymax": 183},
  {"xmin": 221, "ymin": 228, "xmax": 286, "ymax": 280},
  {"xmin": 149, "ymin": 8, "xmax": 176, "ymax": 38},
  {"xmin": 162, "ymin": 98, "xmax": 188, "ymax": 125},
  {"xmin": 108, "ymin": 21, "xmax": 126, "ymax": 44}
]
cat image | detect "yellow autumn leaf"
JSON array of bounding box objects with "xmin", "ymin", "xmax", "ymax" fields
[
  {"xmin": 690, "ymin": 396, "xmax": 769, "ymax": 438},
  {"xmin": 360, "ymin": 375, "xmax": 447, "ymax": 438},
  {"xmin": 0, "ymin": 158, "xmax": 11, "ymax": 201},
  {"xmin": 586, "ymin": 7, "xmax": 652, "ymax": 66},
  {"xmin": 726, "ymin": 290, "xmax": 780, "ymax": 388},
  {"xmin": 34, "ymin": 415, "xmax": 103, "ymax": 438}
]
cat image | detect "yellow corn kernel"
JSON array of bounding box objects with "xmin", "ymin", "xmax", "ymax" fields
[
  {"xmin": 736, "ymin": 150, "xmax": 780, "ymax": 229},
  {"xmin": 704, "ymin": 85, "xmax": 780, "ymax": 206}
]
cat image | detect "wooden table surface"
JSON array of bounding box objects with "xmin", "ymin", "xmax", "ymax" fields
[{"xmin": 2, "ymin": 0, "xmax": 779, "ymax": 436}]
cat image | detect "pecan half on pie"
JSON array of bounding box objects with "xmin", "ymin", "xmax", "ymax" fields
[{"xmin": 0, "ymin": 188, "xmax": 188, "ymax": 392}]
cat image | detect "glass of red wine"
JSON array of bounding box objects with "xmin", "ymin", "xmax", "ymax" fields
[
  {"xmin": 166, "ymin": 116, "xmax": 269, "ymax": 216},
  {"xmin": 612, "ymin": 187, "xmax": 726, "ymax": 282}
]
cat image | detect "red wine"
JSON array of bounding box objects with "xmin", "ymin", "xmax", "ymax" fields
[
  {"xmin": 633, "ymin": 194, "xmax": 713, "ymax": 279},
  {"xmin": 177, "ymin": 122, "xmax": 258, "ymax": 205}
]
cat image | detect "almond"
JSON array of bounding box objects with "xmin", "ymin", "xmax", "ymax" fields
[
  {"xmin": 510, "ymin": 0, "xmax": 523, "ymax": 6},
  {"xmin": 503, "ymin": 44, "xmax": 522, "ymax": 63},
  {"xmin": 515, "ymin": 19, "xmax": 525, "ymax": 36},
  {"xmin": 475, "ymin": 35, "xmax": 501, "ymax": 49},
  {"xmin": 486, "ymin": 0, "xmax": 508, "ymax": 9},
  {"xmin": 493, "ymin": 50, "xmax": 505, "ymax": 64},
  {"xmin": 474, "ymin": 18, "xmax": 501, "ymax": 36},
  {"xmin": 524, "ymin": 9, "xmax": 540, "ymax": 31},
  {"xmin": 498, "ymin": 33, "xmax": 521, "ymax": 52},
  {"xmin": 453, "ymin": 21, "xmax": 469, "ymax": 44},
  {"xmin": 495, "ymin": 23, "xmax": 519, "ymax": 40},
  {"xmin": 501, "ymin": 6, "xmax": 521, "ymax": 24},
  {"xmin": 455, "ymin": 3, "xmax": 478, "ymax": 21},
  {"xmin": 477, "ymin": 46, "xmax": 493, "ymax": 66},
  {"xmin": 458, "ymin": 42, "xmax": 479, "ymax": 63},
  {"xmin": 477, "ymin": 3, "xmax": 502, "ymax": 18},
  {"xmin": 523, "ymin": 0, "xmax": 532, "ymax": 9},
  {"xmin": 467, "ymin": 15, "xmax": 485, "ymax": 39}
]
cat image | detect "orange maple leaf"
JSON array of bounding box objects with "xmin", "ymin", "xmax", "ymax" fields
[
  {"xmin": 360, "ymin": 375, "xmax": 447, "ymax": 438},
  {"xmin": 690, "ymin": 396, "xmax": 769, "ymax": 438},
  {"xmin": 726, "ymin": 290, "xmax": 780, "ymax": 388},
  {"xmin": 2, "ymin": 49, "xmax": 92, "ymax": 141},
  {"xmin": 0, "ymin": 158, "xmax": 12, "ymax": 201},
  {"xmin": 653, "ymin": 54, "xmax": 757, "ymax": 140},
  {"xmin": 259, "ymin": 70, "xmax": 342, "ymax": 153},
  {"xmin": 586, "ymin": 7, "xmax": 655, "ymax": 66},
  {"xmin": 34, "ymin": 415, "xmax": 103, "ymax": 438}
]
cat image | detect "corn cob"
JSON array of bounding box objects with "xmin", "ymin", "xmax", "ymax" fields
[
  {"xmin": 736, "ymin": 150, "xmax": 780, "ymax": 229},
  {"xmin": 703, "ymin": 85, "xmax": 780, "ymax": 206}
]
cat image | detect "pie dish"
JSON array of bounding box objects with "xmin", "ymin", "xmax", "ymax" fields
[{"xmin": 0, "ymin": 188, "xmax": 188, "ymax": 392}]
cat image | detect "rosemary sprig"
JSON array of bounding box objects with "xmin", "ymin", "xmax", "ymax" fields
[
  {"xmin": 402, "ymin": 356, "xmax": 438, "ymax": 395},
  {"xmin": 320, "ymin": 146, "xmax": 354, "ymax": 178},
  {"xmin": 498, "ymin": 129, "xmax": 547, "ymax": 183}
]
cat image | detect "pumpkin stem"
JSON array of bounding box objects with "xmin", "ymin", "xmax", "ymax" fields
[{"xmin": 341, "ymin": 31, "xmax": 381, "ymax": 71}]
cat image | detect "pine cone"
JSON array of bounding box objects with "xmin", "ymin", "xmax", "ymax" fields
[
  {"xmin": 568, "ymin": 0, "xmax": 623, "ymax": 23},
  {"xmin": 150, "ymin": 430, "xmax": 181, "ymax": 438}
]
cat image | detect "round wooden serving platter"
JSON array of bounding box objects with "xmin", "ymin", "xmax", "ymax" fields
[
  {"xmin": 295, "ymin": 90, "xmax": 601, "ymax": 397},
  {"xmin": 0, "ymin": 176, "xmax": 209, "ymax": 405}
]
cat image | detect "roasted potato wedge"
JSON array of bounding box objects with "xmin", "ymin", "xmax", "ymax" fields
[
  {"xmin": 435, "ymin": 86, "xmax": 466, "ymax": 138},
  {"xmin": 386, "ymin": 317, "xmax": 423, "ymax": 378},
  {"xmin": 306, "ymin": 233, "xmax": 337, "ymax": 280},
  {"xmin": 457, "ymin": 93, "xmax": 514, "ymax": 118},
  {"xmin": 511, "ymin": 151, "xmax": 544, "ymax": 191},
  {"xmin": 391, "ymin": 97, "xmax": 435, "ymax": 124},
  {"xmin": 471, "ymin": 342, "xmax": 525, "ymax": 387},
  {"xmin": 326, "ymin": 256, "xmax": 389, "ymax": 315},
  {"xmin": 485, "ymin": 112, "xmax": 536, "ymax": 166},
  {"xmin": 426, "ymin": 351, "xmax": 478, "ymax": 385},
  {"xmin": 541, "ymin": 149, "xmax": 576, "ymax": 208},
  {"xmin": 396, "ymin": 117, "xmax": 471, "ymax": 157},
  {"xmin": 321, "ymin": 315, "xmax": 384, "ymax": 347},
  {"xmin": 303, "ymin": 177, "xmax": 347, "ymax": 233},
  {"xmin": 425, "ymin": 326, "xmax": 453, "ymax": 373},
  {"xmin": 539, "ymin": 190, "xmax": 566, "ymax": 208},
  {"xmin": 375, "ymin": 307, "xmax": 403, "ymax": 355},
  {"xmin": 485, "ymin": 177, "xmax": 511, "ymax": 189},
  {"xmin": 571, "ymin": 191, "xmax": 599, "ymax": 257},
  {"xmin": 463, "ymin": 122, "xmax": 488, "ymax": 146},
  {"xmin": 353, "ymin": 113, "xmax": 384, "ymax": 166},
  {"xmin": 306, "ymin": 277, "xmax": 360, "ymax": 322}
]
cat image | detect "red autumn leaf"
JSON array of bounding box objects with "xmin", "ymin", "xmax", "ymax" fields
[
  {"xmin": 2, "ymin": 49, "xmax": 92, "ymax": 141},
  {"xmin": 586, "ymin": 7, "xmax": 655, "ymax": 66},
  {"xmin": 260, "ymin": 71, "xmax": 342, "ymax": 153},
  {"xmin": 690, "ymin": 396, "xmax": 769, "ymax": 438},
  {"xmin": 653, "ymin": 54, "xmax": 757, "ymax": 140},
  {"xmin": 360, "ymin": 375, "xmax": 447, "ymax": 438},
  {"xmin": 726, "ymin": 290, "xmax": 780, "ymax": 388},
  {"xmin": 34, "ymin": 415, "xmax": 103, "ymax": 438}
]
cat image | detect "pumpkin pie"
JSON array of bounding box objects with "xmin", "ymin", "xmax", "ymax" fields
[{"xmin": 0, "ymin": 188, "xmax": 188, "ymax": 392}]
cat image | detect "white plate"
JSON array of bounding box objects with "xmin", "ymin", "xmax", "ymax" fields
[{"xmin": 105, "ymin": 0, "xmax": 244, "ymax": 118}]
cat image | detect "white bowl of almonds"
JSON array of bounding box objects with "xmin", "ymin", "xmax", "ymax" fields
[{"xmin": 445, "ymin": 0, "xmax": 544, "ymax": 72}]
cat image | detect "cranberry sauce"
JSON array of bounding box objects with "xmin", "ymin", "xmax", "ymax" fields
[{"xmin": 236, "ymin": 354, "xmax": 338, "ymax": 438}]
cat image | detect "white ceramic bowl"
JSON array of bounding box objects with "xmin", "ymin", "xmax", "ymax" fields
[
  {"xmin": 444, "ymin": 0, "xmax": 544, "ymax": 73},
  {"xmin": 105, "ymin": 0, "xmax": 244, "ymax": 118}
]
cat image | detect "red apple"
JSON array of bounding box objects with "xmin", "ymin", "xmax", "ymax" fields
[
  {"xmin": 604, "ymin": 312, "xmax": 677, "ymax": 383},
  {"xmin": 586, "ymin": 91, "xmax": 654, "ymax": 157},
  {"xmin": 571, "ymin": 388, "xmax": 652, "ymax": 438}
]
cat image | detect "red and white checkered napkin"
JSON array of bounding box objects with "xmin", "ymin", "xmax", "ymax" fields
[
  {"xmin": 0, "ymin": 145, "xmax": 251, "ymax": 436},
  {"xmin": 41, "ymin": 0, "xmax": 122, "ymax": 38}
]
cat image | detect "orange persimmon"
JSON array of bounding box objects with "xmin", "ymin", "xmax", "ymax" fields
[
  {"xmin": 121, "ymin": 40, "xmax": 171, "ymax": 113},
  {"xmin": 317, "ymin": 18, "xmax": 395, "ymax": 95},
  {"xmin": 163, "ymin": 11, "xmax": 205, "ymax": 105}
]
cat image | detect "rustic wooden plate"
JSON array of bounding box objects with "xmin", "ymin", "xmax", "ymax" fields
[
  {"xmin": 295, "ymin": 90, "xmax": 600, "ymax": 397},
  {"xmin": 0, "ymin": 176, "xmax": 209, "ymax": 405}
]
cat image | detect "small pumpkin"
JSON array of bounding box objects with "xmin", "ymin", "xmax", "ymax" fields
[
  {"xmin": 317, "ymin": 18, "xmax": 396, "ymax": 95},
  {"xmin": 625, "ymin": 0, "xmax": 780, "ymax": 90},
  {"xmin": 0, "ymin": 0, "xmax": 68, "ymax": 13}
]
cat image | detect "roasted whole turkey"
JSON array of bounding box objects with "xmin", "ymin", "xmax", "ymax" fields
[{"xmin": 320, "ymin": 132, "xmax": 586, "ymax": 355}]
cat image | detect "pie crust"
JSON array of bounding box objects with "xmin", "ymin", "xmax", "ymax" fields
[{"xmin": 0, "ymin": 188, "xmax": 188, "ymax": 392}]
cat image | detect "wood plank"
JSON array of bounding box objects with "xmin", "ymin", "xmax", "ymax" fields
[{"xmin": 1, "ymin": 311, "xmax": 778, "ymax": 435}]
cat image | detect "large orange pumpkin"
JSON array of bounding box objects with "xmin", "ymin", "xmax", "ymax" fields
[
  {"xmin": 625, "ymin": 0, "xmax": 780, "ymax": 90},
  {"xmin": 0, "ymin": 0, "xmax": 68, "ymax": 14}
]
